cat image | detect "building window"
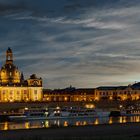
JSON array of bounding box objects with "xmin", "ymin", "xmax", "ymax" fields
[
  {"xmin": 10, "ymin": 91, "xmax": 13, "ymax": 95},
  {"xmin": 10, "ymin": 72, "xmax": 12, "ymax": 76},
  {"xmin": 113, "ymin": 92, "xmax": 116, "ymax": 95},
  {"xmin": 34, "ymin": 90, "xmax": 37, "ymax": 94},
  {"xmin": 24, "ymin": 90, "xmax": 27, "ymax": 94},
  {"xmin": 17, "ymin": 91, "xmax": 20, "ymax": 95}
]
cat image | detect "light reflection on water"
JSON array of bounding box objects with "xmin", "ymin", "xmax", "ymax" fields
[{"xmin": 1, "ymin": 116, "xmax": 140, "ymax": 131}]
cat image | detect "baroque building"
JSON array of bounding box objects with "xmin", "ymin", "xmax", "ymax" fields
[
  {"xmin": 0, "ymin": 48, "xmax": 43, "ymax": 102},
  {"xmin": 43, "ymin": 87, "xmax": 95, "ymax": 102},
  {"xmin": 94, "ymin": 84, "xmax": 140, "ymax": 101},
  {"xmin": 43, "ymin": 84, "xmax": 140, "ymax": 102}
]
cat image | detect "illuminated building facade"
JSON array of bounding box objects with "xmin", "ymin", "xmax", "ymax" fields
[
  {"xmin": 43, "ymin": 84, "xmax": 140, "ymax": 102},
  {"xmin": 0, "ymin": 48, "xmax": 43, "ymax": 102},
  {"xmin": 94, "ymin": 84, "xmax": 140, "ymax": 101},
  {"xmin": 43, "ymin": 87, "xmax": 95, "ymax": 102}
]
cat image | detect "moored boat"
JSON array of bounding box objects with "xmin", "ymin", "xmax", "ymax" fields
[
  {"xmin": 9, "ymin": 106, "xmax": 99, "ymax": 121},
  {"xmin": 48, "ymin": 106, "xmax": 98, "ymax": 119},
  {"xmin": 9, "ymin": 107, "xmax": 49, "ymax": 121}
]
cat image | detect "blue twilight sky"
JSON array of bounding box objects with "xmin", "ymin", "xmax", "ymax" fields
[{"xmin": 0, "ymin": 0, "xmax": 140, "ymax": 88}]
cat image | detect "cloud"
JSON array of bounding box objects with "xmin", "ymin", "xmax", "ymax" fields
[{"xmin": 0, "ymin": 0, "xmax": 140, "ymax": 88}]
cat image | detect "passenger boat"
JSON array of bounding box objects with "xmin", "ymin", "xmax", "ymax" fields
[
  {"xmin": 109, "ymin": 109, "xmax": 140, "ymax": 117},
  {"xmin": 48, "ymin": 106, "xmax": 98, "ymax": 119},
  {"xmin": 9, "ymin": 107, "xmax": 49, "ymax": 121},
  {"xmin": 9, "ymin": 106, "xmax": 110, "ymax": 121},
  {"xmin": 122, "ymin": 110, "xmax": 140, "ymax": 116},
  {"xmin": 95, "ymin": 109, "xmax": 110, "ymax": 117}
]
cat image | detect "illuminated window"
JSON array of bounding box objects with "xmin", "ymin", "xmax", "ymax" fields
[
  {"xmin": 10, "ymin": 91, "xmax": 13, "ymax": 95},
  {"xmin": 17, "ymin": 91, "xmax": 19, "ymax": 94},
  {"xmin": 10, "ymin": 72, "xmax": 12, "ymax": 76},
  {"xmin": 2, "ymin": 90, "xmax": 6, "ymax": 94},
  {"xmin": 24, "ymin": 90, "xmax": 27, "ymax": 94},
  {"xmin": 34, "ymin": 90, "xmax": 37, "ymax": 94},
  {"xmin": 64, "ymin": 97, "xmax": 68, "ymax": 101}
]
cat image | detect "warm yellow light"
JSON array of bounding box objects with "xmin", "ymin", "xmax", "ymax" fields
[
  {"xmin": 85, "ymin": 104, "xmax": 95, "ymax": 109},
  {"xmin": 64, "ymin": 121, "xmax": 68, "ymax": 127},
  {"xmin": 3, "ymin": 122, "xmax": 8, "ymax": 130},
  {"xmin": 56, "ymin": 106, "xmax": 60, "ymax": 110},
  {"xmin": 45, "ymin": 121, "xmax": 49, "ymax": 128},
  {"xmin": 94, "ymin": 119, "xmax": 99, "ymax": 125},
  {"xmin": 83, "ymin": 121, "xmax": 87, "ymax": 126},
  {"xmin": 119, "ymin": 105, "xmax": 123, "ymax": 108},
  {"xmin": 64, "ymin": 97, "xmax": 68, "ymax": 101},
  {"xmin": 123, "ymin": 117, "xmax": 126, "ymax": 123},
  {"xmin": 136, "ymin": 116, "xmax": 140, "ymax": 122},
  {"xmin": 119, "ymin": 117, "xmax": 123, "ymax": 123},
  {"xmin": 95, "ymin": 96, "xmax": 99, "ymax": 101},
  {"xmin": 122, "ymin": 96, "xmax": 126, "ymax": 100},
  {"xmin": 25, "ymin": 122, "xmax": 29, "ymax": 129},
  {"xmin": 109, "ymin": 117, "xmax": 113, "ymax": 124},
  {"xmin": 24, "ymin": 107, "xmax": 28, "ymax": 110},
  {"xmin": 76, "ymin": 121, "xmax": 80, "ymax": 126}
]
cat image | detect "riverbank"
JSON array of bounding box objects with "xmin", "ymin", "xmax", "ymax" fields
[
  {"xmin": 0, "ymin": 101, "xmax": 125, "ymax": 111},
  {"xmin": 1, "ymin": 123, "xmax": 140, "ymax": 140}
]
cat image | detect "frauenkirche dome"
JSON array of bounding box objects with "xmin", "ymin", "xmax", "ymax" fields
[{"xmin": 0, "ymin": 48, "xmax": 22, "ymax": 85}]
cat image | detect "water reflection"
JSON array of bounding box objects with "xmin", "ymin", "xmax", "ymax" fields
[
  {"xmin": 4, "ymin": 122, "xmax": 8, "ymax": 130},
  {"xmin": 25, "ymin": 122, "xmax": 29, "ymax": 129},
  {"xmin": 94, "ymin": 119, "xmax": 99, "ymax": 125},
  {"xmin": 45, "ymin": 120, "xmax": 49, "ymax": 128},
  {"xmin": 1, "ymin": 116, "xmax": 140, "ymax": 131},
  {"xmin": 64, "ymin": 121, "xmax": 68, "ymax": 127},
  {"xmin": 109, "ymin": 117, "xmax": 113, "ymax": 124}
]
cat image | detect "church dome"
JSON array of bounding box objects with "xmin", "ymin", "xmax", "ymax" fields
[{"xmin": 0, "ymin": 48, "xmax": 21, "ymax": 85}]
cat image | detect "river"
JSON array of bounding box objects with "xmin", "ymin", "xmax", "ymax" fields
[{"xmin": 0, "ymin": 116, "xmax": 140, "ymax": 131}]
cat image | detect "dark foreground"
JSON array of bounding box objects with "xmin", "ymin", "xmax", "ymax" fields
[{"xmin": 1, "ymin": 123, "xmax": 140, "ymax": 140}]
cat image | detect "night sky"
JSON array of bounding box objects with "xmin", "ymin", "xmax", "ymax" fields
[{"xmin": 0, "ymin": 0, "xmax": 140, "ymax": 88}]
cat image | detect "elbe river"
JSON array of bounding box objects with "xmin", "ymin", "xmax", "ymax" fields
[{"xmin": 0, "ymin": 116, "xmax": 140, "ymax": 130}]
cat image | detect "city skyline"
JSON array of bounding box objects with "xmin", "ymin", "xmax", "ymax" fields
[{"xmin": 0, "ymin": 0, "xmax": 140, "ymax": 88}]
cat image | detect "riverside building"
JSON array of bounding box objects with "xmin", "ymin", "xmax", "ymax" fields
[
  {"xmin": 43, "ymin": 84, "xmax": 140, "ymax": 102},
  {"xmin": 0, "ymin": 48, "xmax": 42, "ymax": 102}
]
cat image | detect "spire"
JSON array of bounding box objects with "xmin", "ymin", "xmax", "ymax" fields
[
  {"xmin": 20, "ymin": 72, "xmax": 24, "ymax": 81},
  {"xmin": 6, "ymin": 47, "xmax": 13, "ymax": 64},
  {"xmin": 7, "ymin": 47, "xmax": 12, "ymax": 53}
]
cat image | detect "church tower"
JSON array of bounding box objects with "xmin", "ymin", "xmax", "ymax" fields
[{"xmin": 6, "ymin": 47, "xmax": 13, "ymax": 64}]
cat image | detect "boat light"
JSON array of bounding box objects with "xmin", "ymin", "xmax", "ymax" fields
[{"xmin": 24, "ymin": 107, "xmax": 29, "ymax": 110}]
